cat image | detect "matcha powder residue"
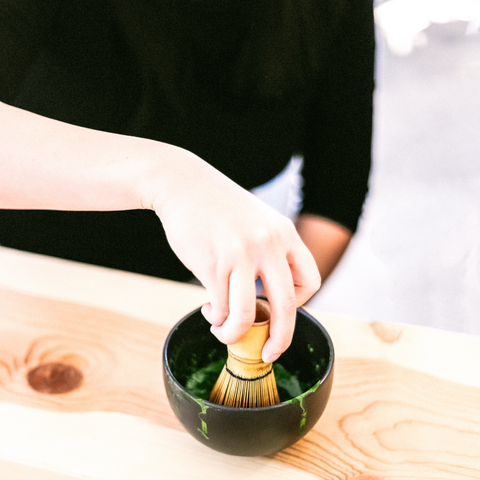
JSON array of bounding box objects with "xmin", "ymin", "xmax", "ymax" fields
[
  {"xmin": 185, "ymin": 360, "xmax": 312, "ymax": 402},
  {"xmin": 273, "ymin": 363, "xmax": 305, "ymax": 400},
  {"xmin": 185, "ymin": 359, "xmax": 225, "ymax": 399}
]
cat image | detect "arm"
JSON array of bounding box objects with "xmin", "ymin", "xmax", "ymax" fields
[
  {"xmin": 300, "ymin": 0, "xmax": 375, "ymax": 261},
  {"xmin": 0, "ymin": 102, "xmax": 320, "ymax": 361},
  {"xmin": 296, "ymin": 214, "xmax": 352, "ymax": 282}
]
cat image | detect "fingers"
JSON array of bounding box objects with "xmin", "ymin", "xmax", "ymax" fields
[
  {"xmin": 198, "ymin": 212, "xmax": 319, "ymax": 363},
  {"xmin": 201, "ymin": 270, "xmax": 230, "ymax": 328},
  {"xmin": 260, "ymin": 257, "xmax": 297, "ymax": 363},
  {"xmin": 288, "ymin": 240, "xmax": 322, "ymax": 306},
  {"xmin": 209, "ymin": 267, "xmax": 257, "ymax": 345},
  {"xmin": 260, "ymin": 239, "xmax": 320, "ymax": 362},
  {"xmin": 201, "ymin": 237, "xmax": 319, "ymax": 363}
]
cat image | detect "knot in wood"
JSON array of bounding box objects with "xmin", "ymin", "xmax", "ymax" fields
[{"xmin": 27, "ymin": 362, "xmax": 83, "ymax": 394}]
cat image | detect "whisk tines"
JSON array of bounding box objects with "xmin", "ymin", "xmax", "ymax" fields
[{"xmin": 209, "ymin": 299, "xmax": 280, "ymax": 408}]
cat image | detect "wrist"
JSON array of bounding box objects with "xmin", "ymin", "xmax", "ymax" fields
[{"xmin": 134, "ymin": 141, "xmax": 205, "ymax": 219}]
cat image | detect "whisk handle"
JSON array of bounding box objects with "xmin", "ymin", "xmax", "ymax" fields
[{"xmin": 227, "ymin": 299, "xmax": 271, "ymax": 362}]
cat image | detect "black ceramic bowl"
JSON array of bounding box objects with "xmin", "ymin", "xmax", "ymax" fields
[{"xmin": 162, "ymin": 306, "xmax": 334, "ymax": 457}]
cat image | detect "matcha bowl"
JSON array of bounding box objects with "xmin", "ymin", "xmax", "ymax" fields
[{"xmin": 162, "ymin": 305, "xmax": 334, "ymax": 457}]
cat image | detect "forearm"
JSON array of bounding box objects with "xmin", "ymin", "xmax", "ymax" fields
[
  {"xmin": 296, "ymin": 214, "xmax": 352, "ymax": 281},
  {"xmin": 0, "ymin": 101, "xmax": 195, "ymax": 213},
  {"xmin": 0, "ymin": 101, "xmax": 321, "ymax": 361}
]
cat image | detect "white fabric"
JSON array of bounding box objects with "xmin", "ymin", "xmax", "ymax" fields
[{"xmin": 251, "ymin": 155, "xmax": 304, "ymax": 221}]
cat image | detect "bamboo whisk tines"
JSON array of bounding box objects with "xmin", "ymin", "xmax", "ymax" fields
[{"xmin": 209, "ymin": 299, "xmax": 280, "ymax": 408}]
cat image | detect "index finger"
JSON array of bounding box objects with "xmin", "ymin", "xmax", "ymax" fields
[{"xmin": 209, "ymin": 267, "xmax": 257, "ymax": 345}]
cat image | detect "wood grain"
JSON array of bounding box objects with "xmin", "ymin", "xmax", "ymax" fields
[
  {"xmin": 1, "ymin": 287, "xmax": 479, "ymax": 479},
  {"xmin": 0, "ymin": 247, "xmax": 479, "ymax": 479},
  {"xmin": 276, "ymin": 358, "xmax": 480, "ymax": 479},
  {"xmin": 0, "ymin": 287, "xmax": 180, "ymax": 431}
]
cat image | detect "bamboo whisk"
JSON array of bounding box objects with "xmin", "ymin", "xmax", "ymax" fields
[{"xmin": 209, "ymin": 299, "xmax": 280, "ymax": 408}]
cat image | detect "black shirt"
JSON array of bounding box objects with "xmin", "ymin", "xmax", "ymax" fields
[{"xmin": 0, "ymin": 0, "xmax": 375, "ymax": 281}]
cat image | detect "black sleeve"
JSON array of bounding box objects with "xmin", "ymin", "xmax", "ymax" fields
[
  {"xmin": 301, "ymin": 0, "xmax": 375, "ymax": 233},
  {"xmin": 0, "ymin": 0, "xmax": 61, "ymax": 103}
]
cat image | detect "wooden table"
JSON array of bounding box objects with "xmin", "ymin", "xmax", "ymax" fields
[{"xmin": 0, "ymin": 246, "xmax": 479, "ymax": 479}]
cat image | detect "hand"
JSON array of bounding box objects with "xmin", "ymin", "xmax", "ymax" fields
[
  {"xmin": 153, "ymin": 152, "xmax": 321, "ymax": 362},
  {"xmin": 0, "ymin": 103, "xmax": 319, "ymax": 351},
  {"xmin": 0, "ymin": 103, "xmax": 319, "ymax": 360}
]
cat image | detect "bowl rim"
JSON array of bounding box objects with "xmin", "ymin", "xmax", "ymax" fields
[{"xmin": 162, "ymin": 305, "xmax": 335, "ymax": 411}]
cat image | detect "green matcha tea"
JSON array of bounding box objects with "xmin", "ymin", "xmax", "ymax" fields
[{"xmin": 185, "ymin": 360, "xmax": 313, "ymax": 402}]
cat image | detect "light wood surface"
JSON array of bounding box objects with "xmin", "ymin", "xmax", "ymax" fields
[{"xmin": 0, "ymin": 246, "xmax": 479, "ymax": 479}]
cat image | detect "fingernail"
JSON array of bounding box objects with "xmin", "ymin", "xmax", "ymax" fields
[
  {"xmin": 200, "ymin": 304, "xmax": 210, "ymax": 320},
  {"xmin": 265, "ymin": 353, "xmax": 280, "ymax": 363}
]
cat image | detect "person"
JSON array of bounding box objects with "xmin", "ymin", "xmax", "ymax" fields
[{"xmin": 0, "ymin": 0, "xmax": 375, "ymax": 359}]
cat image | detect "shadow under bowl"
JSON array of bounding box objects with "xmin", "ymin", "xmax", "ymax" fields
[{"xmin": 162, "ymin": 306, "xmax": 334, "ymax": 457}]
